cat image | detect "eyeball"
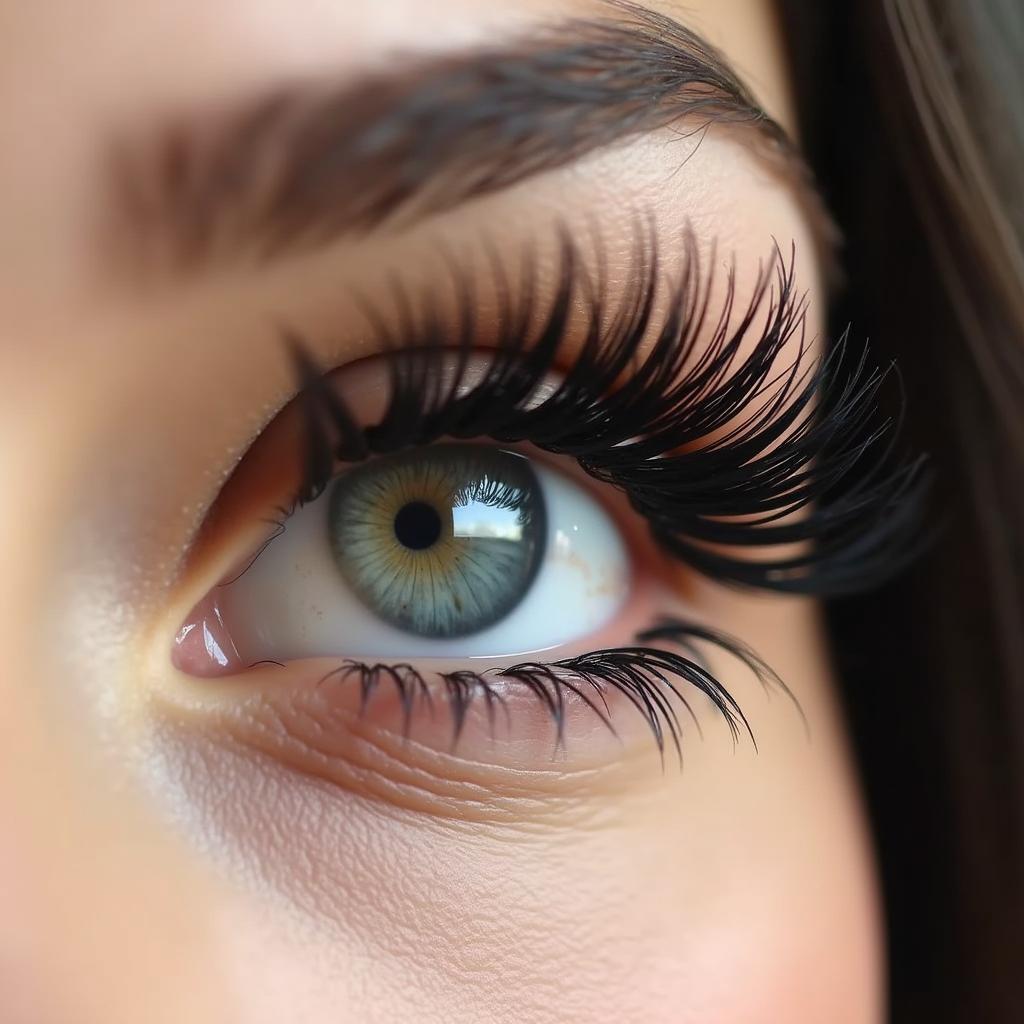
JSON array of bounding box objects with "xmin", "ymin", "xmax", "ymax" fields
[
  {"xmin": 328, "ymin": 445, "xmax": 547, "ymax": 639},
  {"xmin": 207, "ymin": 443, "xmax": 631, "ymax": 663}
]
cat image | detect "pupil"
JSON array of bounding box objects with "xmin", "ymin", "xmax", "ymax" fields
[{"xmin": 393, "ymin": 500, "xmax": 442, "ymax": 551}]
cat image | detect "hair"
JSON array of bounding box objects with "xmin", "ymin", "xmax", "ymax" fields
[{"xmin": 778, "ymin": 1, "xmax": 1024, "ymax": 1019}]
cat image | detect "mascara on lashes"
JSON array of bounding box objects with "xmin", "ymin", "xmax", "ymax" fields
[
  {"xmin": 197, "ymin": 227, "xmax": 926, "ymax": 756},
  {"xmin": 315, "ymin": 618, "xmax": 786, "ymax": 764},
  {"xmin": 290, "ymin": 228, "xmax": 928, "ymax": 595}
]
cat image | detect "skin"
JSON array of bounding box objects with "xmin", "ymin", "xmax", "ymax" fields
[{"xmin": 0, "ymin": 2, "xmax": 883, "ymax": 1022}]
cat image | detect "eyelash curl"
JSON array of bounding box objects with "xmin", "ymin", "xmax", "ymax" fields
[
  {"xmin": 292, "ymin": 226, "xmax": 928, "ymax": 593},
  {"xmin": 268, "ymin": 225, "xmax": 927, "ymax": 753}
]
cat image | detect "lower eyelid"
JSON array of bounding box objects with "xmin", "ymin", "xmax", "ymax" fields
[
  {"xmin": 153, "ymin": 610, "xmax": 762, "ymax": 815},
  {"xmin": 158, "ymin": 662, "xmax": 648, "ymax": 824}
]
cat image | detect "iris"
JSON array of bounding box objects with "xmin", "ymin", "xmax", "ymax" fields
[{"xmin": 328, "ymin": 445, "xmax": 546, "ymax": 638}]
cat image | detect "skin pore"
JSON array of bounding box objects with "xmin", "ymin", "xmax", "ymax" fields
[{"xmin": 0, "ymin": 2, "xmax": 882, "ymax": 1022}]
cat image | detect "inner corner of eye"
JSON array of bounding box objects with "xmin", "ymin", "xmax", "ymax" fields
[{"xmin": 171, "ymin": 442, "xmax": 633, "ymax": 680}]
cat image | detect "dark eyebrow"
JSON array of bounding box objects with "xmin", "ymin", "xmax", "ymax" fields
[{"xmin": 104, "ymin": 3, "xmax": 831, "ymax": 277}]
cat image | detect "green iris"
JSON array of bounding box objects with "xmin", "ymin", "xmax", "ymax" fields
[{"xmin": 328, "ymin": 445, "xmax": 546, "ymax": 638}]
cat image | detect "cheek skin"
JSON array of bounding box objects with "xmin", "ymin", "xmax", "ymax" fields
[{"xmin": 149, "ymin": 588, "xmax": 880, "ymax": 1024}]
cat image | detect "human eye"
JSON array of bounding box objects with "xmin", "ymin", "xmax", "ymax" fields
[
  {"xmin": 162, "ymin": 229, "xmax": 924, "ymax": 777},
  {"xmin": 193, "ymin": 442, "xmax": 630, "ymax": 660}
]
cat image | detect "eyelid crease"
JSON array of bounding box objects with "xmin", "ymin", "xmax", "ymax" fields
[{"xmin": 286, "ymin": 222, "xmax": 930, "ymax": 596}]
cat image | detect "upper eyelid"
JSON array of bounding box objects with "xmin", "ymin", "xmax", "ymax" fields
[{"xmin": 160, "ymin": 230, "xmax": 887, "ymax": 771}]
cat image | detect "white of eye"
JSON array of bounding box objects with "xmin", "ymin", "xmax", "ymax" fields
[{"xmin": 218, "ymin": 452, "xmax": 631, "ymax": 662}]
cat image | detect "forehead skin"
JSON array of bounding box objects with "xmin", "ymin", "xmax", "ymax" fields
[{"xmin": 0, "ymin": 3, "xmax": 881, "ymax": 1024}]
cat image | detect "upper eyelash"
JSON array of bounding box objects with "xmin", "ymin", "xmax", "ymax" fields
[{"xmin": 290, "ymin": 224, "xmax": 929, "ymax": 595}]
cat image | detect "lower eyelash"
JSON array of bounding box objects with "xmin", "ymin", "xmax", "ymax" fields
[{"xmin": 314, "ymin": 618, "xmax": 797, "ymax": 764}]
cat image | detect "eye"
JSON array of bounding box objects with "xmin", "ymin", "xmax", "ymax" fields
[
  {"xmin": 164, "ymin": 234, "xmax": 924, "ymax": 768},
  {"xmin": 182, "ymin": 442, "xmax": 629, "ymax": 667}
]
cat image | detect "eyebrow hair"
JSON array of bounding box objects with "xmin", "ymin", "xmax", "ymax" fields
[{"xmin": 105, "ymin": 2, "xmax": 832, "ymax": 277}]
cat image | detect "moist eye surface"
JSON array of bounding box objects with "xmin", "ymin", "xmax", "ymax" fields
[{"xmin": 328, "ymin": 444, "xmax": 546, "ymax": 638}]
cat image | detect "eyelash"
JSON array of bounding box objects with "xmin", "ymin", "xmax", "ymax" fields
[
  {"xmin": 291, "ymin": 227, "xmax": 928, "ymax": 594},
  {"xmin": 233, "ymin": 226, "xmax": 926, "ymax": 752},
  {"xmin": 321, "ymin": 619, "xmax": 792, "ymax": 765}
]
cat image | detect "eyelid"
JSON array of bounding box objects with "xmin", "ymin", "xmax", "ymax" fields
[
  {"xmin": 156, "ymin": 605, "xmax": 778, "ymax": 812},
  {"xmin": 168, "ymin": 668, "xmax": 643, "ymax": 826}
]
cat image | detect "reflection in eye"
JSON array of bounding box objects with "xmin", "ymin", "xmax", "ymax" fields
[{"xmin": 216, "ymin": 444, "xmax": 628, "ymax": 663}]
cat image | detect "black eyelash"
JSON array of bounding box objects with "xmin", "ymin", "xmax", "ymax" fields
[
  {"xmin": 291, "ymin": 225, "xmax": 929, "ymax": 595},
  {"xmin": 316, "ymin": 618, "xmax": 791, "ymax": 763}
]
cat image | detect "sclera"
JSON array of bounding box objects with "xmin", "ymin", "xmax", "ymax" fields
[{"xmin": 216, "ymin": 455, "xmax": 631, "ymax": 664}]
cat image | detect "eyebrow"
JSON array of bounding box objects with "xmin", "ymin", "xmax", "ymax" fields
[{"xmin": 104, "ymin": 2, "xmax": 830, "ymax": 277}]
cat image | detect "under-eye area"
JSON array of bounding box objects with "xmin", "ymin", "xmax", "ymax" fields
[{"xmin": 163, "ymin": 228, "xmax": 924, "ymax": 776}]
